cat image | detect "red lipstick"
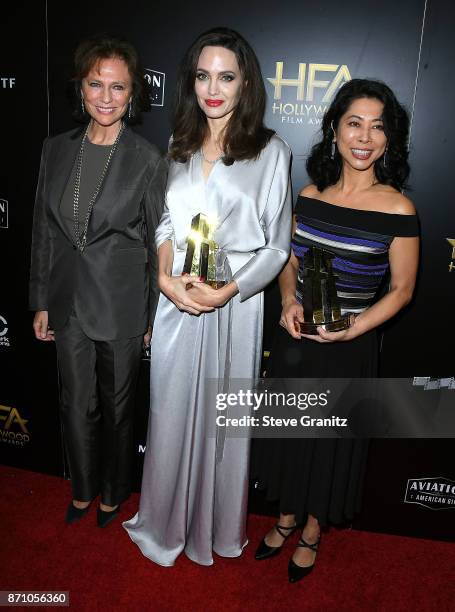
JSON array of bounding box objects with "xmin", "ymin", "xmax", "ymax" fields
[{"xmin": 205, "ymin": 99, "xmax": 223, "ymax": 107}]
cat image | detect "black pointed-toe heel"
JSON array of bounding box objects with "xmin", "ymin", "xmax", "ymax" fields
[
  {"xmin": 255, "ymin": 523, "xmax": 297, "ymax": 560},
  {"xmin": 65, "ymin": 501, "xmax": 91, "ymax": 525},
  {"xmin": 97, "ymin": 504, "xmax": 120, "ymax": 528},
  {"xmin": 288, "ymin": 535, "xmax": 320, "ymax": 583}
]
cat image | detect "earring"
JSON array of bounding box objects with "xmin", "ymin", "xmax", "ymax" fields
[
  {"xmin": 81, "ymin": 97, "xmax": 85, "ymax": 115},
  {"xmin": 330, "ymin": 121, "xmax": 336, "ymax": 159},
  {"xmin": 383, "ymin": 147, "xmax": 388, "ymax": 167},
  {"xmin": 128, "ymin": 99, "xmax": 132, "ymax": 120}
]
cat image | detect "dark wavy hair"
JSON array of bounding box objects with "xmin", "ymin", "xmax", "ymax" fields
[
  {"xmin": 71, "ymin": 34, "xmax": 150, "ymax": 124},
  {"xmin": 307, "ymin": 79, "xmax": 410, "ymax": 191},
  {"xmin": 169, "ymin": 27, "xmax": 274, "ymax": 165}
]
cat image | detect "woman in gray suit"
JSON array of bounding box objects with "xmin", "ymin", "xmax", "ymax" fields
[{"xmin": 30, "ymin": 34, "xmax": 167, "ymax": 527}]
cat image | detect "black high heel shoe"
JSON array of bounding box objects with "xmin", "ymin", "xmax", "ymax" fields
[
  {"xmin": 255, "ymin": 523, "xmax": 297, "ymax": 560},
  {"xmin": 65, "ymin": 501, "xmax": 91, "ymax": 524},
  {"xmin": 288, "ymin": 535, "xmax": 320, "ymax": 583},
  {"xmin": 97, "ymin": 504, "xmax": 120, "ymax": 528}
]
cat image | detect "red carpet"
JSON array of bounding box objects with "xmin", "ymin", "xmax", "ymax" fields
[{"xmin": 1, "ymin": 466, "xmax": 454, "ymax": 612}]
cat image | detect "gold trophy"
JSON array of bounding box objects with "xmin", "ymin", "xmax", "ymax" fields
[
  {"xmin": 300, "ymin": 246, "xmax": 352, "ymax": 334},
  {"xmin": 182, "ymin": 213, "xmax": 229, "ymax": 289}
]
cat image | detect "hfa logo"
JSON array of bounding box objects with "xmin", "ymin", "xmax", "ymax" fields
[
  {"xmin": 145, "ymin": 69, "xmax": 165, "ymax": 107},
  {"xmin": 0, "ymin": 315, "xmax": 10, "ymax": 347},
  {"xmin": 266, "ymin": 62, "xmax": 351, "ymax": 126},
  {"xmin": 0, "ymin": 198, "xmax": 8, "ymax": 229},
  {"xmin": 0, "ymin": 405, "xmax": 30, "ymax": 446}
]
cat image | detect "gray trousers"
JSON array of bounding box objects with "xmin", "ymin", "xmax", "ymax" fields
[{"xmin": 55, "ymin": 313, "xmax": 143, "ymax": 506}]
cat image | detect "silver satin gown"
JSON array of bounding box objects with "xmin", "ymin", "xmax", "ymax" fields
[{"xmin": 123, "ymin": 135, "xmax": 291, "ymax": 566}]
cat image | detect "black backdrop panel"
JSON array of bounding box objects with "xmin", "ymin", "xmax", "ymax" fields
[
  {"xmin": 353, "ymin": 1, "xmax": 455, "ymax": 540},
  {"xmin": 0, "ymin": 4, "xmax": 63, "ymax": 475},
  {"xmin": 353, "ymin": 439, "xmax": 455, "ymax": 542},
  {"xmin": 259, "ymin": 0, "xmax": 425, "ymax": 193},
  {"xmin": 380, "ymin": 0, "xmax": 455, "ymax": 377}
]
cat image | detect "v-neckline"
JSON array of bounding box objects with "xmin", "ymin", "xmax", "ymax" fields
[{"xmin": 199, "ymin": 151, "xmax": 221, "ymax": 185}]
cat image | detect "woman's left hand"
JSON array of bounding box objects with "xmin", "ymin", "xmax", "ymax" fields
[
  {"xmin": 143, "ymin": 326, "xmax": 152, "ymax": 347},
  {"xmin": 301, "ymin": 315, "xmax": 359, "ymax": 343},
  {"xmin": 185, "ymin": 278, "xmax": 237, "ymax": 309}
]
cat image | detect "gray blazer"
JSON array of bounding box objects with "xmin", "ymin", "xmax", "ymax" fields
[{"xmin": 29, "ymin": 126, "xmax": 167, "ymax": 340}]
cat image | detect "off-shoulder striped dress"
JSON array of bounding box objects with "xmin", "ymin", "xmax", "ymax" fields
[{"xmin": 252, "ymin": 195, "xmax": 419, "ymax": 526}]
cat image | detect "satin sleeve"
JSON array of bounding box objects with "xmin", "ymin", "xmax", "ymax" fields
[
  {"xmin": 155, "ymin": 199, "xmax": 174, "ymax": 250},
  {"xmin": 155, "ymin": 139, "xmax": 174, "ymax": 250},
  {"xmin": 232, "ymin": 143, "xmax": 292, "ymax": 301}
]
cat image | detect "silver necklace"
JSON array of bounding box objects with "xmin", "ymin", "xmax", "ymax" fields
[
  {"xmin": 73, "ymin": 121, "xmax": 125, "ymax": 252},
  {"xmin": 201, "ymin": 147, "xmax": 223, "ymax": 165}
]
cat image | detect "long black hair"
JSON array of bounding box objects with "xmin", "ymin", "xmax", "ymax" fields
[
  {"xmin": 169, "ymin": 27, "xmax": 274, "ymax": 165},
  {"xmin": 307, "ymin": 79, "xmax": 410, "ymax": 191}
]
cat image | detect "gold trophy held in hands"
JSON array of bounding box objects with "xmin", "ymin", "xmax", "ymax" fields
[
  {"xmin": 182, "ymin": 213, "xmax": 230, "ymax": 289},
  {"xmin": 300, "ymin": 246, "xmax": 352, "ymax": 334}
]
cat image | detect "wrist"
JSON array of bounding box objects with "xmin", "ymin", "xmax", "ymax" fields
[
  {"xmin": 158, "ymin": 273, "xmax": 171, "ymax": 290},
  {"xmin": 217, "ymin": 281, "xmax": 237, "ymax": 305},
  {"xmin": 347, "ymin": 314, "xmax": 365, "ymax": 339},
  {"xmin": 281, "ymin": 295, "xmax": 298, "ymax": 307}
]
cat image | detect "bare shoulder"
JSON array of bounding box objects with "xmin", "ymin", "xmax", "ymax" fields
[
  {"xmin": 369, "ymin": 185, "xmax": 416, "ymax": 215},
  {"xmin": 384, "ymin": 191, "xmax": 416, "ymax": 215},
  {"xmin": 299, "ymin": 184, "xmax": 320, "ymax": 198}
]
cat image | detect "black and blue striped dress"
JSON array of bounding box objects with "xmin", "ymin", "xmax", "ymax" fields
[
  {"xmin": 252, "ymin": 195, "xmax": 419, "ymax": 526},
  {"xmin": 293, "ymin": 196, "xmax": 418, "ymax": 315}
]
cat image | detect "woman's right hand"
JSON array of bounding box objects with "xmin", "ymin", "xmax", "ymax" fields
[
  {"xmin": 33, "ymin": 310, "xmax": 55, "ymax": 341},
  {"xmin": 159, "ymin": 275, "xmax": 215, "ymax": 315},
  {"xmin": 279, "ymin": 298, "xmax": 304, "ymax": 339}
]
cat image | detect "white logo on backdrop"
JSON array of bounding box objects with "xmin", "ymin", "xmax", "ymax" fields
[
  {"xmin": 0, "ymin": 199, "xmax": 8, "ymax": 229},
  {"xmin": 412, "ymin": 377, "xmax": 455, "ymax": 390},
  {"xmin": 0, "ymin": 315, "xmax": 10, "ymax": 347},
  {"xmin": 0, "ymin": 78, "xmax": 16, "ymax": 88},
  {"xmin": 144, "ymin": 69, "xmax": 165, "ymax": 107},
  {"xmin": 404, "ymin": 477, "xmax": 455, "ymax": 510}
]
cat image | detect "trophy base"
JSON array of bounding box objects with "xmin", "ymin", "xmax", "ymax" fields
[
  {"xmin": 300, "ymin": 314, "xmax": 352, "ymax": 335},
  {"xmin": 206, "ymin": 280, "xmax": 226, "ymax": 289},
  {"xmin": 183, "ymin": 275, "xmax": 226, "ymax": 290}
]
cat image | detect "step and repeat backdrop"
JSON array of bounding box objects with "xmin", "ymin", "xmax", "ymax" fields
[{"xmin": 1, "ymin": 0, "xmax": 453, "ymax": 541}]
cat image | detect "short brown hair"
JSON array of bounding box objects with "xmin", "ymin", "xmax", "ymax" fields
[{"xmin": 72, "ymin": 33, "xmax": 150, "ymax": 123}]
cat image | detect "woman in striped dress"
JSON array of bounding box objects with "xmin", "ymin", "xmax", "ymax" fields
[{"xmin": 252, "ymin": 79, "xmax": 419, "ymax": 582}]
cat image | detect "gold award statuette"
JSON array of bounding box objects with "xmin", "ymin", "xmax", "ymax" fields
[
  {"xmin": 300, "ymin": 246, "xmax": 351, "ymax": 334},
  {"xmin": 182, "ymin": 213, "xmax": 227, "ymax": 289}
]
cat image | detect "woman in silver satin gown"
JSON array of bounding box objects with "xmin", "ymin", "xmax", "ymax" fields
[{"xmin": 123, "ymin": 27, "xmax": 291, "ymax": 566}]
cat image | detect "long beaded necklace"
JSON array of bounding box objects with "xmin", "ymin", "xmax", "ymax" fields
[{"xmin": 73, "ymin": 121, "xmax": 125, "ymax": 252}]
